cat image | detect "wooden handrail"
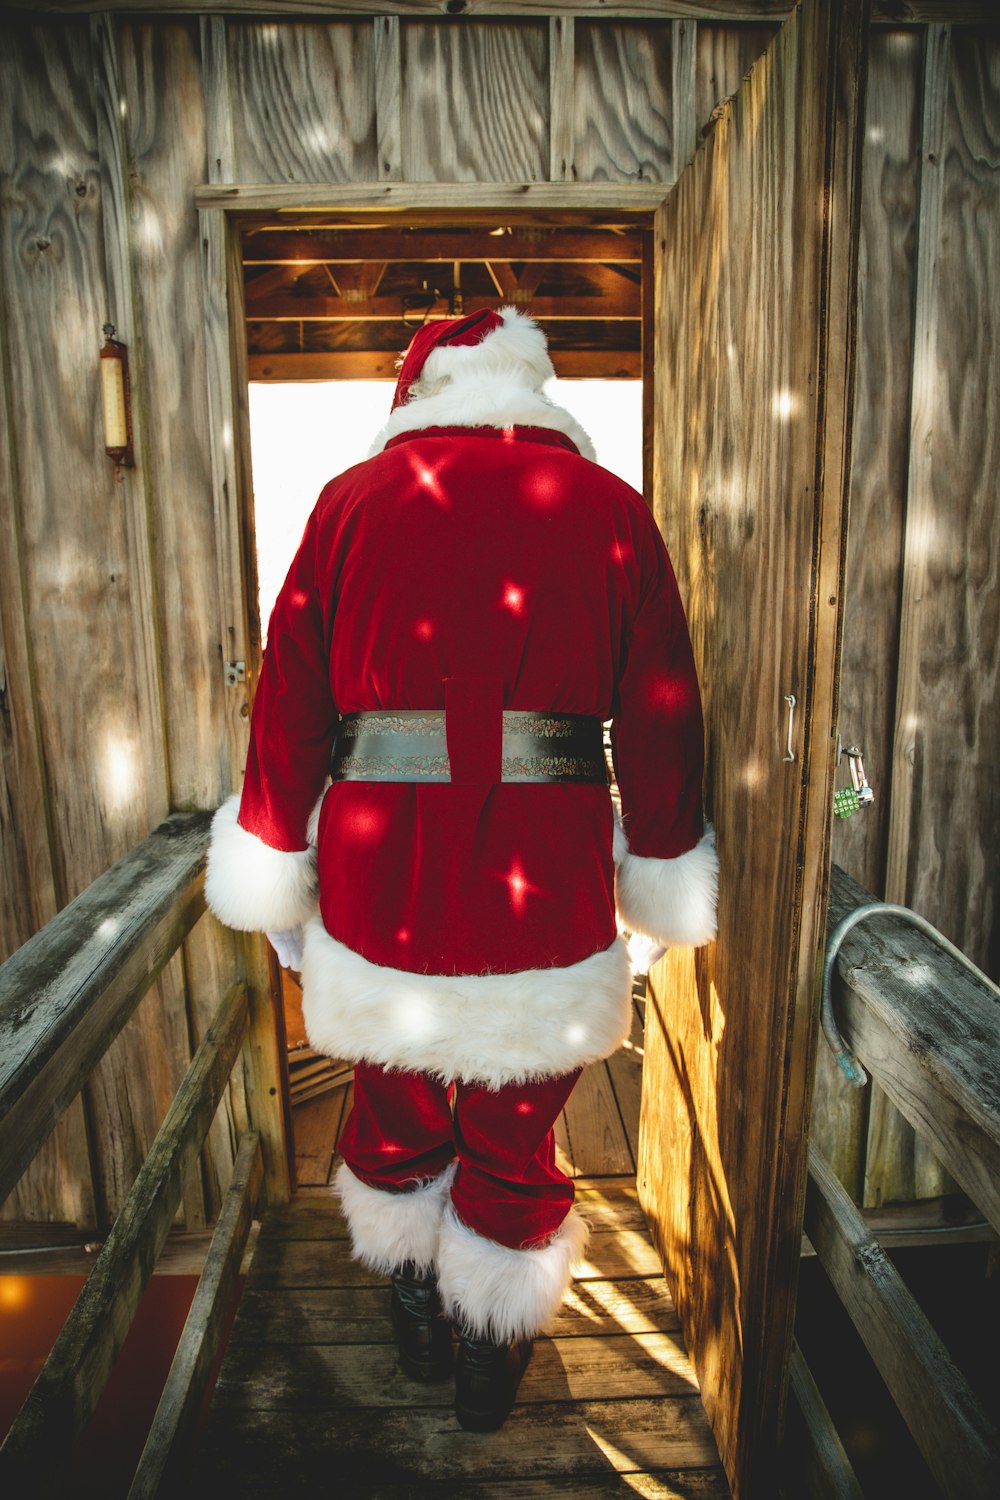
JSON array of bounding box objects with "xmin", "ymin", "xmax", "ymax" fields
[
  {"xmin": 792, "ymin": 867, "xmax": 1000, "ymax": 1496},
  {"xmin": 0, "ymin": 811, "xmax": 212, "ymax": 1206},
  {"xmin": 0, "ymin": 981, "xmax": 250, "ymax": 1493},
  {"xmin": 827, "ymin": 864, "xmax": 1000, "ymax": 1235},
  {"xmin": 804, "ymin": 1149, "xmax": 1000, "ymax": 1500}
]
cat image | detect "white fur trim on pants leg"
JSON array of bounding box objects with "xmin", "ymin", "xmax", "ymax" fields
[
  {"xmin": 334, "ymin": 1159, "xmax": 456, "ymax": 1277},
  {"xmin": 437, "ymin": 1204, "xmax": 589, "ymax": 1344}
]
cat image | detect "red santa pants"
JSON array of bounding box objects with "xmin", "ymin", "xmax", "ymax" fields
[{"xmin": 338, "ymin": 1061, "xmax": 580, "ymax": 1249}]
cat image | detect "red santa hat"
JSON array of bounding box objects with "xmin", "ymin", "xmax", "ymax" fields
[
  {"xmin": 371, "ymin": 305, "xmax": 596, "ymax": 460},
  {"xmin": 391, "ymin": 309, "xmax": 506, "ymax": 410}
]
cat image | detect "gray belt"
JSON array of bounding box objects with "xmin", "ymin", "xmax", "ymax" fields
[{"xmin": 331, "ymin": 710, "xmax": 608, "ymax": 784}]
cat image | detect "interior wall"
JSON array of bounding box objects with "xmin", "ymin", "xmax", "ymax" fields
[{"xmin": 0, "ymin": 11, "xmax": 995, "ymax": 1224}]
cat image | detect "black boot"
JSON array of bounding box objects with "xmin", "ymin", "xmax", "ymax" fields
[
  {"xmin": 390, "ymin": 1262, "xmax": 453, "ymax": 1382},
  {"xmin": 454, "ymin": 1331, "xmax": 532, "ymax": 1432}
]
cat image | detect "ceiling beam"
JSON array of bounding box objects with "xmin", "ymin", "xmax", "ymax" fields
[
  {"xmin": 242, "ymin": 229, "xmax": 644, "ymax": 264},
  {"xmin": 248, "ymin": 348, "xmax": 642, "ymax": 383},
  {"xmin": 246, "ymin": 289, "xmax": 641, "ymax": 321},
  {"xmin": 12, "ymin": 4, "xmax": 991, "ymax": 26}
]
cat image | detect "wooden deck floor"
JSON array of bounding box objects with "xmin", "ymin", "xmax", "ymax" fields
[{"xmin": 189, "ymin": 994, "xmax": 729, "ymax": 1496}]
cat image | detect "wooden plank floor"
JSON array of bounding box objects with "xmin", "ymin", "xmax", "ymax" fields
[{"xmin": 187, "ymin": 994, "xmax": 729, "ymax": 1496}]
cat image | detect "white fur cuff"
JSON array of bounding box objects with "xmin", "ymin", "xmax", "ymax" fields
[
  {"xmin": 438, "ymin": 1204, "xmax": 589, "ymax": 1343},
  {"xmin": 334, "ymin": 1159, "xmax": 456, "ymax": 1277},
  {"xmin": 204, "ymin": 794, "xmax": 319, "ymax": 933},
  {"xmin": 301, "ymin": 922, "xmax": 633, "ymax": 1090},
  {"xmin": 614, "ymin": 825, "xmax": 719, "ymax": 949}
]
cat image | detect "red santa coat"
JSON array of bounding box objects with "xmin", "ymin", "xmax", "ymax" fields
[{"xmin": 205, "ymin": 310, "xmax": 717, "ymax": 1091}]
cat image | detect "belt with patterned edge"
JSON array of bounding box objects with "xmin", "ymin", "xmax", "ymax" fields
[{"xmin": 330, "ymin": 709, "xmax": 608, "ymax": 785}]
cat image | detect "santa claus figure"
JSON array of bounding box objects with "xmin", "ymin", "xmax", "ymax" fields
[{"xmin": 205, "ymin": 307, "xmax": 718, "ymax": 1431}]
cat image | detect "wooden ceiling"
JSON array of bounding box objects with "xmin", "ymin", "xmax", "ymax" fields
[{"xmin": 242, "ymin": 223, "xmax": 645, "ymax": 381}]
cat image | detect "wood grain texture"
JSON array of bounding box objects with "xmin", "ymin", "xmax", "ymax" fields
[
  {"xmin": 886, "ymin": 24, "xmax": 1000, "ymax": 975},
  {"xmin": 0, "ymin": 812, "xmax": 209, "ymax": 1208},
  {"xmin": 693, "ymin": 22, "xmax": 776, "ymax": 135},
  {"xmin": 118, "ymin": 19, "xmax": 248, "ymax": 1222},
  {"xmin": 573, "ymin": 22, "xmax": 673, "ymax": 184},
  {"xmin": 0, "ymin": 17, "xmax": 178, "ymax": 1227},
  {"xmin": 549, "ymin": 14, "xmax": 575, "ymax": 182},
  {"xmin": 563, "ymin": 1060, "xmax": 635, "ymax": 1177},
  {"xmin": 11, "ymin": 2, "xmax": 992, "ymax": 20},
  {"xmin": 870, "ymin": 25, "xmax": 1000, "ymax": 1206},
  {"xmin": 195, "ymin": 181, "xmax": 668, "ymax": 212},
  {"xmin": 227, "ymin": 20, "xmax": 378, "ymax": 183},
  {"xmin": 670, "ymin": 18, "xmax": 698, "ymax": 175},
  {"xmin": 639, "ymin": 3, "xmax": 868, "ymax": 1493},
  {"xmin": 374, "ymin": 15, "xmax": 403, "ymax": 180},
  {"xmin": 812, "ymin": 27, "xmax": 923, "ymax": 1198},
  {"xmin": 805, "ymin": 1148, "xmax": 1000, "ymax": 1500},
  {"xmin": 401, "ymin": 20, "xmax": 549, "ymax": 182},
  {"xmin": 827, "ymin": 864, "xmax": 1000, "ymax": 1235}
]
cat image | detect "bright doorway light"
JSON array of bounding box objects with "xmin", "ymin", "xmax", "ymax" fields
[{"xmin": 249, "ymin": 379, "xmax": 642, "ymax": 633}]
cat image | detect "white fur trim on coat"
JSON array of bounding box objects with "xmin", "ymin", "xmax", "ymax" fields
[
  {"xmin": 369, "ymin": 308, "xmax": 597, "ymax": 461},
  {"xmin": 334, "ymin": 1159, "xmax": 456, "ymax": 1277},
  {"xmin": 614, "ymin": 824, "xmax": 719, "ymax": 949},
  {"xmin": 300, "ymin": 921, "xmax": 632, "ymax": 1090},
  {"xmin": 438, "ymin": 1203, "xmax": 589, "ymax": 1343},
  {"xmin": 204, "ymin": 794, "xmax": 319, "ymax": 933}
]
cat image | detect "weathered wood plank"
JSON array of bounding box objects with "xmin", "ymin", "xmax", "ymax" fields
[
  {"xmin": 0, "ymin": 24, "xmax": 89, "ymax": 1225},
  {"xmin": 292, "ymin": 1089, "xmax": 344, "ymax": 1186},
  {"xmin": 127, "ymin": 1131, "xmax": 263, "ymax": 1500},
  {"xmin": 0, "ymin": 982, "xmax": 249, "ymax": 1493},
  {"xmin": 233, "ymin": 1276, "xmax": 680, "ymax": 1343},
  {"xmin": 195, "ymin": 181, "xmax": 669, "ymax": 213},
  {"xmin": 782, "ymin": 1342, "xmax": 865, "ymax": 1500},
  {"xmin": 878, "ymin": 23, "xmax": 1000, "ymax": 1205},
  {"xmin": 805, "ymin": 1149, "xmax": 1000, "ymax": 1500},
  {"xmin": 197, "ymin": 15, "xmax": 293, "ymax": 1211},
  {"xmin": 693, "ymin": 21, "xmax": 776, "ymax": 134},
  {"xmin": 605, "ymin": 1002, "xmax": 645, "ymax": 1164},
  {"xmin": 564, "ymin": 1061, "xmax": 635, "ymax": 1176},
  {"xmin": 641, "ymin": 2, "xmax": 869, "ymax": 1491},
  {"xmin": 549, "ymin": 15, "xmax": 575, "ymax": 181},
  {"xmin": 401, "ymin": 20, "xmax": 549, "ymax": 182},
  {"xmin": 325, "ymin": 1479, "xmax": 730, "ymax": 1500},
  {"xmin": 670, "ymin": 18, "xmax": 698, "ymax": 175},
  {"xmin": 813, "ymin": 26, "xmax": 924, "ymax": 1199},
  {"xmin": 374, "ymin": 15, "xmax": 403, "ymax": 181},
  {"xmin": 0, "ymin": 15, "xmax": 179, "ymax": 1224},
  {"xmin": 198, "ymin": 1397, "xmax": 720, "ymax": 1488},
  {"xmin": 0, "ymin": 812, "xmax": 210, "ymax": 1207},
  {"xmin": 574, "ymin": 21, "xmax": 673, "ymax": 184},
  {"xmin": 11, "ymin": 3, "xmax": 992, "ymax": 23},
  {"xmin": 213, "ymin": 1331, "xmax": 698, "ymax": 1411},
  {"xmin": 227, "ymin": 19, "xmax": 378, "ymax": 182},
  {"xmin": 827, "ymin": 865, "xmax": 1000, "ymax": 1235}
]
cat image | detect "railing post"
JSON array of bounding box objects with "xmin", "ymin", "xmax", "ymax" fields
[{"xmin": 238, "ymin": 932, "xmax": 292, "ymax": 1207}]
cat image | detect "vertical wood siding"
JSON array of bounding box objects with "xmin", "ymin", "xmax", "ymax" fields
[{"xmin": 0, "ymin": 12, "xmax": 996, "ymax": 1225}]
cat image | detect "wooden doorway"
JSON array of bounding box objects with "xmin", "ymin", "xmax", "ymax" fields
[{"xmin": 638, "ymin": 2, "xmax": 870, "ymax": 1495}]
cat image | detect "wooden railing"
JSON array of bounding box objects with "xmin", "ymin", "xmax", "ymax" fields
[
  {"xmin": 785, "ymin": 865, "xmax": 1000, "ymax": 1499},
  {"xmin": 0, "ymin": 811, "xmax": 286, "ymax": 1497}
]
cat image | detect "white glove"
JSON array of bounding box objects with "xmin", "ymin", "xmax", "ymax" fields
[
  {"xmin": 267, "ymin": 927, "xmax": 304, "ymax": 971},
  {"xmin": 626, "ymin": 931, "xmax": 666, "ymax": 976}
]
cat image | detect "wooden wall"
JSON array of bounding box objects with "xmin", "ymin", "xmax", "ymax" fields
[{"xmin": 0, "ymin": 10, "xmax": 996, "ymax": 1224}]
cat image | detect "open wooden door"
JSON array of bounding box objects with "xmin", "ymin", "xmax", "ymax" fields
[{"xmin": 638, "ymin": 2, "xmax": 869, "ymax": 1494}]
